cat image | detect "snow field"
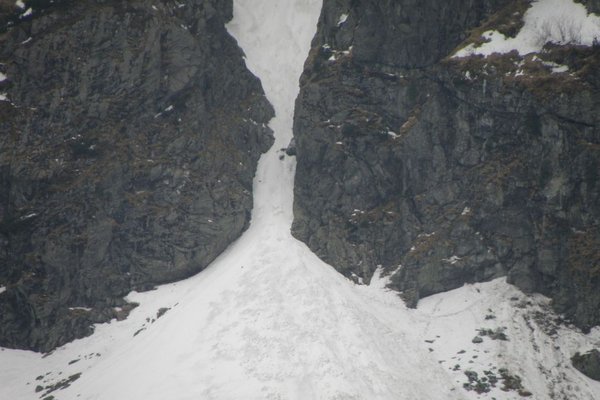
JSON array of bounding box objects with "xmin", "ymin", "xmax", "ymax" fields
[{"xmin": 417, "ymin": 279, "xmax": 600, "ymax": 399}]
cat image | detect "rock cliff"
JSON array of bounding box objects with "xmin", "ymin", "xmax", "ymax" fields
[
  {"xmin": 2, "ymin": 0, "xmax": 599, "ymax": 354},
  {"xmin": 293, "ymin": 0, "xmax": 600, "ymax": 331},
  {"xmin": 0, "ymin": 0, "xmax": 273, "ymax": 351}
]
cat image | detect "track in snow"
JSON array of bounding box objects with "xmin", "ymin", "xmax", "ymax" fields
[{"xmin": 1, "ymin": 1, "xmax": 600, "ymax": 399}]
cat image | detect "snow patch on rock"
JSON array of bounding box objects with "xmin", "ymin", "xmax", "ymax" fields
[{"xmin": 454, "ymin": 0, "xmax": 600, "ymax": 57}]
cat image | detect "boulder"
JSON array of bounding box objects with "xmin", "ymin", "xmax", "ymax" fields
[{"xmin": 572, "ymin": 349, "xmax": 600, "ymax": 381}]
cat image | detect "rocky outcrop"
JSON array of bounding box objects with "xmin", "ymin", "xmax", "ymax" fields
[
  {"xmin": 579, "ymin": 0, "xmax": 600, "ymax": 14},
  {"xmin": 572, "ymin": 349, "xmax": 600, "ymax": 381},
  {"xmin": 0, "ymin": 0, "xmax": 273, "ymax": 352},
  {"xmin": 293, "ymin": 0, "xmax": 600, "ymax": 330}
]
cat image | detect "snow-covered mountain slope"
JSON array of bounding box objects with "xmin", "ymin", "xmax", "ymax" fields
[{"xmin": 1, "ymin": 0, "xmax": 600, "ymax": 399}]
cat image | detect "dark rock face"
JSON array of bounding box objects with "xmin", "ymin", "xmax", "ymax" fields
[
  {"xmin": 572, "ymin": 349, "xmax": 600, "ymax": 381},
  {"xmin": 0, "ymin": 0, "xmax": 273, "ymax": 351},
  {"xmin": 314, "ymin": 0, "xmax": 510, "ymax": 69},
  {"xmin": 579, "ymin": 0, "xmax": 600, "ymax": 14},
  {"xmin": 293, "ymin": 0, "xmax": 600, "ymax": 330}
]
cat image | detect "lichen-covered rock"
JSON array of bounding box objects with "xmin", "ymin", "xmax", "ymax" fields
[
  {"xmin": 0, "ymin": 0, "xmax": 273, "ymax": 352},
  {"xmin": 293, "ymin": 0, "xmax": 600, "ymax": 330}
]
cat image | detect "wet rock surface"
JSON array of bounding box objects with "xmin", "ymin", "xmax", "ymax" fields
[
  {"xmin": 293, "ymin": 0, "xmax": 600, "ymax": 330},
  {"xmin": 0, "ymin": 0, "xmax": 273, "ymax": 351}
]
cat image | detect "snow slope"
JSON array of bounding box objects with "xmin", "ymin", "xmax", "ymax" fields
[{"xmin": 1, "ymin": 1, "xmax": 600, "ymax": 399}]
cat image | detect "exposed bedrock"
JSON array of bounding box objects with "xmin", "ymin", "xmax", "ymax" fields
[
  {"xmin": 293, "ymin": 0, "xmax": 600, "ymax": 330},
  {"xmin": 0, "ymin": 0, "xmax": 273, "ymax": 351}
]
